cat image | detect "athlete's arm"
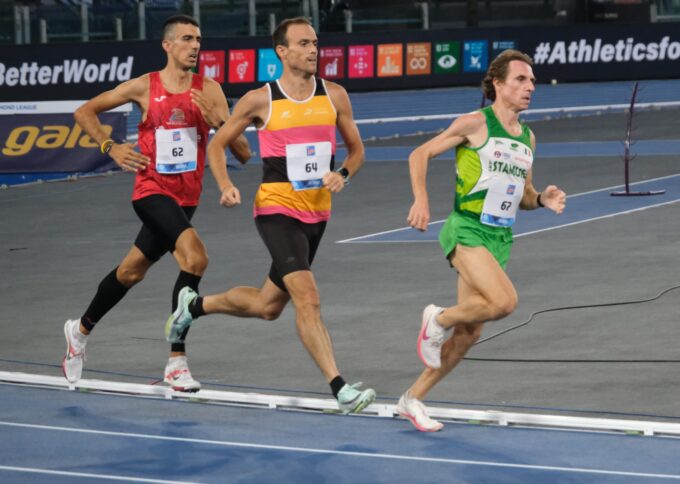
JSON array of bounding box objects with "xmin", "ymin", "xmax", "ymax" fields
[
  {"xmin": 520, "ymin": 130, "xmax": 566, "ymax": 213},
  {"xmin": 323, "ymin": 82, "xmax": 364, "ymax": 194},
  {"xmin": 193, "ymin": 79, "xmax": 252, "ymax": 164},
  {"xmin": 407, "ymin": 112, "xmax": 485, "ymax": 231},
  {"xmin": 207, "ymin": 87, "xmax": 267, "ymax": 207},
  {"xmin": 74, "ymin": 75, "xmax": 150, "ymax": 172}
]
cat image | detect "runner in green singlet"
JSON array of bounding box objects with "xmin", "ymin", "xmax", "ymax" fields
[{"xmin": 396, "ymin": 50, "xmax": 567, "ymax": 432}]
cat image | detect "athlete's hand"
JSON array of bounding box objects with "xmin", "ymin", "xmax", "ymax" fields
[
  {"xmin": 541, "ymin": 185, "xmax": 566, "ymax": 214},
  {"xmin": 191, "ymin": 89, "xmax": 222, "ymax": 129},
  {"xmin": 109, "ymin": 142, "xmax": 150, "ymax": 172},
  {"xmin": 323, "ymin": 171, "xmax": 346, "ymax": 193},
  {"xmin": 220, "ymin": 185, "xmax": 241, "ymax": 207},
  {"xmin": 408, "ymin": 199, "xmax": 430, "ymax": 231}
]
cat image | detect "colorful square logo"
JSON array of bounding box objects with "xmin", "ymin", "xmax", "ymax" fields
[
  {"xmin": 258, "ymin": 48, "xmax": 282, "ymax": 82},
  {"xmin": 306, "ymin": 146, "xmax": 315, "ymax": 156},
  {"xmin": 406, "ymin": 42, "xmax": 431, "ymax": 76},
  {"xmin": 319, "ymin": 46, "xmax": 345, "ymax": 79},
  {"xmin": 228, "ymin": 49, "xmax": 255, "ymax": 83},
  {"xmin": 348, "ymin": 45, "xmax": 374, "ymax": 78},
  {"xmin": 199, "ymin": 51, "xmax": 225, "ymax": 83},
  {"xmin": 172, "ymin": 131, "xmax": 181, "ymax": 141},
  {"xmin": 377, "ymin": 43, "xmax": 403, "ymax": 77},
  {"xmin": 492, "ymin": 40, "xmax": 517, "ymax": 59},
  {"xmin": 463, "ymin": 41, "xmax": 488, "ymax": 72},
  {"xmin": 434, "ymin": 42, "xmax": 460, "ymax": 74}
]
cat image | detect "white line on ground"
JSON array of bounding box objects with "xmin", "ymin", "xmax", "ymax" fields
[
  {"xmin": 0, "ymin": 465, "xmax": 202, "ymax": 483},
  {"xmin": 1, "ymin": 421, "xmax": 679, "ymax": 480},
  {"xmin": 337, "ymin": 174, "xmax": 680, "ymax": 243}
]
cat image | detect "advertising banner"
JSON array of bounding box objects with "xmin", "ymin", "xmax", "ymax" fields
[
  {"xmin": 0, "ymin": 23, "xmax": 678, "ymax": 100},
  {"xmin": 0, "ymin": 112, "xmax": 125, "ymax": 174}
]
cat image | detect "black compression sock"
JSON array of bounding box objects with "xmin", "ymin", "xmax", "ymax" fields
[
  {"xmin": 172, "ymin": 271, "xmax": 202, "ymax": 311},
  {"xmin": 82, "ymin": 267, "xmax": 130, "ymax": 329},
  {"xmin": 189, "ymin": 296, "xmax": 205, "ymax": 318},
  {"xmin": 330, "ymin": 375, "xmax": 347, "ymax": 398}
]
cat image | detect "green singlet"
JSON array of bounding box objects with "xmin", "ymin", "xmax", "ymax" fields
[{"xmin": 439, "ymin": 106, "xmax": 533, "ymax": 269}]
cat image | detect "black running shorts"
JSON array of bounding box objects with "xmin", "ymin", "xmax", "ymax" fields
[
  {"xmin": 255, "ymin": 214, "xmax": 327, "ymax": 291},
  {"xmin": 132, "ymin": 194, "xmax": 196, "ymax": 262}
]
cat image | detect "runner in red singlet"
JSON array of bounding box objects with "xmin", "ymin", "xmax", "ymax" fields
[{"xmin": 61, "ymin": 14, "xmax": 250, "ymax": 392}]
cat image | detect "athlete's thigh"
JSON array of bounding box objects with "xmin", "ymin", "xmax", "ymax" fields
[
  {"xmin": 451, "ymin": 244, "xmax": 517, "ymax": 305},
  {"xmin": 132, "ymin": 195, "xmax": 195, "ymax": 255},
  {"xmin": 256, "ymin": 215, "xmax": 312, "ymax": 278}
]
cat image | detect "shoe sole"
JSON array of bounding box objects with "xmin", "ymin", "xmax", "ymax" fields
[
  {"xmin": 417, "ymin": 305, "xmax": 442, "ymax": 370},
  {"xmin": 342, "ymin": 389, "xmax": 376, "ymax": 414},
  {"xmin": 166, "ymin": 384, "xmax": 201, "ymax": 393},
  {"xmin": 397, "ymin": 409, "xmax": 443, "ymax": 432}
]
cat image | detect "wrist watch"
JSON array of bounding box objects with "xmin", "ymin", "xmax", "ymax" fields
[{"xmin": 336, "ymin": 167, "xmax": 350, "ymax": 185}]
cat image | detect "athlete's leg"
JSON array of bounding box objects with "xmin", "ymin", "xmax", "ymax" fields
[
  {"xmin": 437, "ymin": 244, "xmax": 518, "ymax": 329},
  {"xmin": 282, "ymin": 269, "xmax": 340, "ymax": 382},
  {"xmin": 79, "ymin": 245, "xmax": 155, "ymax": 335},
  {"xmin": 171, "ymin": 227, "xmax": 208, "ymax": 277},
  {"xmin": 409, "ymin": 275, "xmax": 486, "ymax": 401},
  {"xmin": 201, "ymin": 275, "xmax": 290, "ymax": 321}
]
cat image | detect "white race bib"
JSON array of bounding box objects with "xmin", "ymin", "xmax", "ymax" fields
[
  {"xmin": 285, "ymin": 141, "xmax": 332, "ymax": 191},
  {"xmin": 155, "ymin": 127, "xmax": 198, "ymax": 175},
  {"xmin": 480, "ymin": 179, "xmax": 524, "ymax": 227}
]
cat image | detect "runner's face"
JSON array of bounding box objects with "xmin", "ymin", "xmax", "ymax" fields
[
  {"xmin": 279, "ymin": 24, "xmax": 318, "ymax": 76},
  {"xmin": 165, "ymin": 23, "xmax": 201, "ymax": 70},
  {"xmin": 495, "ymin": 60, "xmax": 536, "ymax": 111}
]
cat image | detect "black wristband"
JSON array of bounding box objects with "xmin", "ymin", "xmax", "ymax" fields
[{"xmin": 537, "ymin": 192, "xmax": 544, "ymax": 208}]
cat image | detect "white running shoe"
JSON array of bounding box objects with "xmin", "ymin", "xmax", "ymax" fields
[
  {"xmin": 62, "ymin": 319, "xmax": 87, "ymax": 384},
  {"xmin": 163, "ymin": 356, "xmax": 201, "ymax": 392},
  {"xmin": 416, "ymin": 304, "xmax": 450, "ymax": 370},
  {"xmin": 336, "ymin": 382, "xmax": 376, "ymax": 415},
  {"xmin": 397, "ymin": 392, "xmax": 443, "ymax": 432},
  {"xmin": 165, "ymin": 287, "xmax": 197, "ymax": 343}
]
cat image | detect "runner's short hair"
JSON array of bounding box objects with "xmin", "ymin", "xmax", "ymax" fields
[
  {"xmin": 482, "ymin": 50, "xmax": 533, "ymax": 101},
  {"xmin": 163, "ymin": 15, "xmax": 199, "ymax": 40},
  {"xmin": 272, "ymin": 17, "xmax": 313, "ymax": 57}
]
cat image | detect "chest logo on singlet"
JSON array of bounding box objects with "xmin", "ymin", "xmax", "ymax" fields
[
  {"xmin": 168, "ymin": 109, "xmax": 186, "ymax": 125},
  {"xmin": 154, "ymin": 96, "xmax": 167, "ymax": 103}
]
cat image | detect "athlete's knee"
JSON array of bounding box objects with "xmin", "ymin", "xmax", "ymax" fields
[
  {"xmin": 179, "ymin": 248, "xmax": 208, "ymax": 274},
  {"xmin": 261, "ymin": 304, "xmax": 284, "ymax": 321},
  {"xmin": 116, "ymin": 265, "xmax": 147, "ymax": 287},
  {"xmin": 489, "ymin": 293, "xmax": 517, "ymax": 320},
  {"xmin": 293, "ymin": 295, "xmax": 321, "ymax": 321}
]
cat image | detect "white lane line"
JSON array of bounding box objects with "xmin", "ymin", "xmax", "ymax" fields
[
  {"xmin": 1, "ymin": 421, "xmax": 679, "ymax": 480},
  {"xmin": 0, "ymin": 465, "xmax": 202, "ymax": 483},
  {"xmin": 338, "ymin": 174, "xmax": 680, "ymax": 243}
]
